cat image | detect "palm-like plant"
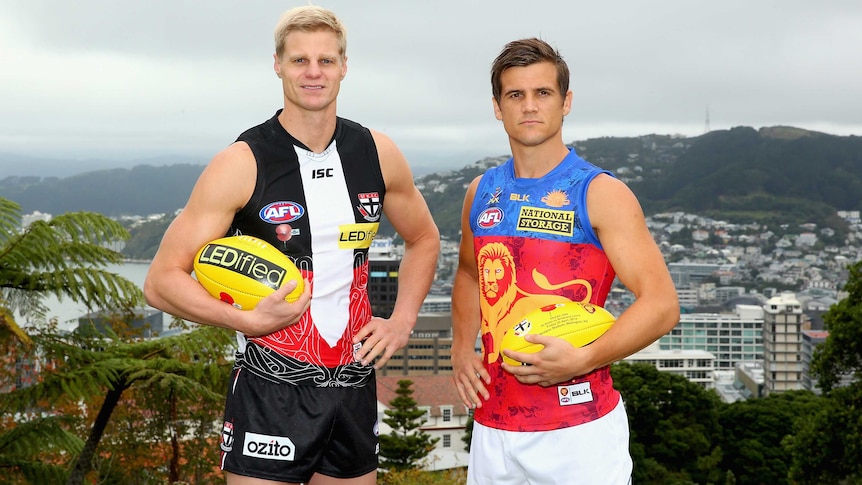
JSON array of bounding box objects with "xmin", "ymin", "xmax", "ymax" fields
[
  {"xmin": 0, "ymin": 196, "xmax": 234, "ymax": 484},
  {"xmin": 1, "ymin": 196, "xmax": 145, "ymax": 482},
  {"xmin": 0, "ymin": 196, "xmax": 142, "ymax": 339}
]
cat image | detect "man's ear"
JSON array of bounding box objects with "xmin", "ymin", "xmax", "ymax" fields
[
  {"xmin": 563, "ymin": 90, "xmax": 573, "ymax": 116},
  {"xmin": 273, "ymin": 53, "xmax": 281, "ymax": 78}
]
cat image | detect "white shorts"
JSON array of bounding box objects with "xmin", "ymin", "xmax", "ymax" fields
[{"xmin": 467, "ymin": 397, "xmax": 632, "ymax": 485}]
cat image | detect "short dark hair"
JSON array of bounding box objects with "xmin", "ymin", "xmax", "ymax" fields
[{"xmin": 491, "ymin": 38, "xmax": 569, "ymax": 103}]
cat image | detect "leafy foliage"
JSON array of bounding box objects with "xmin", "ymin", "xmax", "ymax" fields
[
  {"xmin": 0, "ymin": 196, "xmax": 142, "ymax": 326},
  {"xmin": 811, "ymin": 260, "xmax": 862, "ymax": 392},
  {"xmin": 0, "ymin": 196, "xmax": 234, "ymax": 484},
  {"xmin": 613, "ymin": 362, "xmax": 723, "ymax": 484},
  {"xmin": 784, "ymin": 382, "xmax": 862, "ymax": 484},
  {"xmin": 1, "ymin": 320, "xmax": 234, "ymax": 485},
  {"xmin": 715, "ymin": 391, "xmax": 823, "ymax": 485},
  {"xmin": 379, "ymin": 379, "xmax": 439, "ymax": 472}
]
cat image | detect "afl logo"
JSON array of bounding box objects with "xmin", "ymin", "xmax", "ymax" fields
[
  {"xmin": 477, "ymin": 207, "xmax": 504, "ymax": 229},
  {"xmin": 260, "ymin": 201, "xmax": 305, "ymax": 224}
]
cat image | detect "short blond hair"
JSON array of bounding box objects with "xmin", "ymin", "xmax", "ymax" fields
[{"xmin": 274, "ymin": 5, "xmax": 347, "ymax": 60}]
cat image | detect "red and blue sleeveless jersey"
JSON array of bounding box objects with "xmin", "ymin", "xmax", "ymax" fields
[
  {"xmin": 470, "ymin": 148, "xmax": 621, "ymax": 431},
  {"xmin": 228, "ymin": 111, "xmax": 384, "ymax": 373}
]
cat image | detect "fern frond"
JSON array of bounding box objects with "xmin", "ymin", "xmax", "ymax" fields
[
  {"xmin": 0, "ymin": 197, "xmax": 22, "ymax": 244},
  {"xmin": 0, "ymin": 415, "xmax": 83, "ymax": 456}
]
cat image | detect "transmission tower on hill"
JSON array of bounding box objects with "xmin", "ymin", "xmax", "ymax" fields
[{"xmin": 704, "ymin": 106, "xmax": 711, "ymax": 133}]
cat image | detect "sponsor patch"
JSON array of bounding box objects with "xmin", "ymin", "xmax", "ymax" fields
[
  {"xmin": 242, "ymin": 431, "xmax": 296, "ymax": 462},
  {"xmin": 541, "ymin": 189, "xmax": 571, "ymax": 208},
  {"xmin": 557, "ymin": 382, "xmax": 593, "ymax": 406},
  {"xmin": 196, "ymin": 244, "xmax": 288, "ymax": 290},
  {"xmin": 259, "ymin": 201, "xmax": 305, "ymax": 224},
  {"xmin": 516, "ymin": 206, "xmax": 574, "ymax": 236},
  {"xmin": 357, "ymin": 192, "xmax": 382, "ymax": 222},
  {"xmin": 477, "ymin": 207, "xmax": 504, "ymax": 229},
  {"xmin": 338, "ymin": 223, "xmax": 379, "ymax": 249}
]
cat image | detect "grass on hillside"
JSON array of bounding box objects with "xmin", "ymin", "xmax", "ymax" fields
[{"xmin": 378, "ymin": 467, "xmax": 467, "ymax": 485}]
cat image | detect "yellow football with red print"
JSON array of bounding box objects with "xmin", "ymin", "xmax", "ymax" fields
[
  {"xmin": 193, "ymin": 235, "xmax": 303, "ymax": 310},
  {"xmin": 500, "ymin": 301, "xmax": 616, "ymax": 366}
]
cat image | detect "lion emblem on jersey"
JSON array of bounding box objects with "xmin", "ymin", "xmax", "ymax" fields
[{"xmin": 477, "ymin": 242, "xmax": 593, "ymax": 363}]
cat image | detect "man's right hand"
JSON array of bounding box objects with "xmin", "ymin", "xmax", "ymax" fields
[{"xmin": 241, "ymin": 279, "xmax": 312, "ymax": 336}]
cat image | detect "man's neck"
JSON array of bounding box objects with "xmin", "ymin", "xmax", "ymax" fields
[
  {"xmin": 510, "ymin": 142, "xmax": 571, "ymax": 179},
  {"xmin": 278, "ymin": 105, "xmax": 338, "ymax": 153}
]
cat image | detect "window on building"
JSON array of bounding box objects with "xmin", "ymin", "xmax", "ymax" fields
[
  {"xmin": 442, "ymin": 407, "xmax": 452, "ymax": 422},
  {"xmin": 443, "ymin": 434, "xmax": 451, "ymax": 448}
]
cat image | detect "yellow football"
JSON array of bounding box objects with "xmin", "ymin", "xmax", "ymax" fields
[
  {"xmin": 193, "ymin": 235, "xmax": 304, "ymax": 310},
  {"xmin": 500, "ymin": 301, "xmax": 616, "ymax": 366}
]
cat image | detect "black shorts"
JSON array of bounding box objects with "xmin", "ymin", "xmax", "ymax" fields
[{"xmin": 219, "ymin": 367, "xmax": 379, "ymax": 483}]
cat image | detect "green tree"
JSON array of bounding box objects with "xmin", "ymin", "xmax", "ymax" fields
[
  {"xmin": 811, "ymin": 260, "xmax": 862, "ymax": 392},
  {"xmin": 784, "ymin": 382, "xmax": 862, "ymax": 484},
  {"xmin": 461, "ymin": 413, "xmax": 473, "ymax": 452},
  {"xmin": 790, "ymin": 261, "xmax": 862, "ymax": 483},
  {"xmin": 715, "ymin": 391, "xmax": 822, "ymax": 485},
  {"xmin": 0, "ymin": 196, "xmax": 143, "ymax": 482},
  {"xmin": 2, "ymin": 317, "xmax": 233, "ymax": 485},
  {"xmin": 0, "ymin": 197, "xmax": 142, "ymax": 333},
  {"xmin": 0, "ymin": 197, "xmax": 233, "ymax": 484},
  {"xmin": 379, "ymin": 379, "xmax": 439, "ymax": 472},
  {"xmin": 612, "ymin": 362, "xmax": 723, "ymax": 485}
]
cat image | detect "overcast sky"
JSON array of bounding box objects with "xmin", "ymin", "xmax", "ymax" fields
[{"xmin": 2, "ymin": 0, "xmax": 861, "ymax": 173}]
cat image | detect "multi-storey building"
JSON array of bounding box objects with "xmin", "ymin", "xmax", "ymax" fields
[
  {"xmin": 762, "ymin": 292, "xmax": 805, "ymax": 395},
  {"xmin": 659, "ymin": 304, "xmax": 764, "ymax": 369},
  {"xmin": 367, "ymin": 238, "xmax": 401, "ymax": 318},
  {"xmin": 668, "ymin": 262, "xmax": 728, "ymax": 287},
  {"xmin": 376, "ymin": 375, "xmax": 470, "ymax": 471},
  {"xmin": 734, "ymin": 361, "xmax": 765, "ymax": 399},
  {"xmin": 377, "ymin": 314, "xmax": 456, "ymax": 376},
  {"xmin": 625, "ymin": 344, "xmax": 716, "ymax": 388}
]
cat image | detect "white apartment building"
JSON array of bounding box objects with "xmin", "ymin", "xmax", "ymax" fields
[
  {"xmin": 626, "ymin": 343, "xmax": 716, "ymax": 389},
  {"xmin": 659, "ymin": 304, "xmax": 764, "ymax": 369},
  {"xmin": 762, "ymin": 292, "xmax": 805, "ymax": 396}
]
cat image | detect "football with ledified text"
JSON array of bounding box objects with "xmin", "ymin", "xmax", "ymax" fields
[
  {"xmin": 193, "ymin": 235, "xmax": 304, "ymax": 310},
  {"xmin": 500, "ymin": 301, "xmax": 616, "ymax": 366}
]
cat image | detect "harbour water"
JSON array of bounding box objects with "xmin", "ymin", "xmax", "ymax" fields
[{"xmin": 18, "ymin": 261, "xmax": 153, "ymax": 331}]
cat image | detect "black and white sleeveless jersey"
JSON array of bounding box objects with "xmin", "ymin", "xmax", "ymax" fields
[{"xmin": 228, "ymin": 110, "xmax": 385, "ymax": 370}]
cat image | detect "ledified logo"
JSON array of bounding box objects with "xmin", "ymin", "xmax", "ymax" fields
[{"xmin": 197, "ymin": 244, "xmax": 286, "ymax": 289}]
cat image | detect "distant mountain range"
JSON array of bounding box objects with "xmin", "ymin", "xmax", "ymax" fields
[{"xmin": 3, "ymin": 125, "xmax": 861, "ymax": 247}]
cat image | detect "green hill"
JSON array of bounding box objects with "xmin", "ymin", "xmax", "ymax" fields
[{"xmin": 3, "ymin": 125, "xmax": 861, "ymax": 249}]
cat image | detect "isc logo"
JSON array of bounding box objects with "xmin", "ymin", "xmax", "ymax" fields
[
  {"xmin": 312, "ymin": 168, "xmax": 334, "ymax": 179},
  {"xmin": 477, "ymin": 207, "xmax": 504, "ymax": 229},
  {"xmin": 259, "ymin": 201, "xmax": 305, "ymax": 224}
]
